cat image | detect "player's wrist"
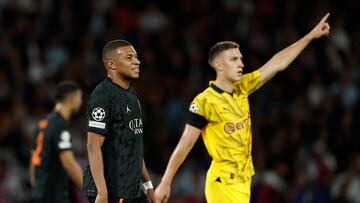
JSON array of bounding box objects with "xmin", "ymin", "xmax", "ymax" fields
[
  {"xmin": 161, "ymin": 176, "xmax": 173, "ymax": 185},
  {"xmin": 305, "ymin": 32, "xmax": 316, "ymax": 41},
  {"xmin": 97, "ymin": 188, "xmax": 108, "ymax": 196},
  {"xmin": 143, "ymin": 181, "xmax": 153, "ymax": 191}
]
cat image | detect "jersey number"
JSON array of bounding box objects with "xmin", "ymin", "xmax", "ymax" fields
[{"xmin": 31, "ymin": 119, "xmax": 48, "ymax": 166}]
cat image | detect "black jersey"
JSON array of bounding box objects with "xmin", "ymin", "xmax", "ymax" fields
[
  {"xmin": 31, "ymin": 112, "xmax": 73, "ymax": 203},
  {"xmin": 83, "ymin": 78, "xmax": 144, "ymax": 199}
]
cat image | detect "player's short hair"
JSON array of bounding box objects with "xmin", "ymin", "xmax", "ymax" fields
[
  {"xmin": 102, "ymin": 39, "xmax": 132, "ymax": 63},
  {"xmin": 208, "ymin": 41, "xmax": 239, "ymax": 66},
  {"xmin": 54, "ymin": 81, "xmax": 81, "ymax": 102}
]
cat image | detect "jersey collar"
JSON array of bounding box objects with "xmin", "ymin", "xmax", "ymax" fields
[{"xmin": 209, "ymin": 82, "xmax": 233, "ymax": 96}]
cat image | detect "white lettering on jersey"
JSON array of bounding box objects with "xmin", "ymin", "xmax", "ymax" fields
[
  {"xmin": 128, "ymin": 118, "xmax": 143, "ymax": 135},
  {"xmin": 89, "ymin": 121, "xmax": 106, "ymax": 129},
  {"xmin": 58, "ymin": 131, "xmax": 72, "ymax": 149}
]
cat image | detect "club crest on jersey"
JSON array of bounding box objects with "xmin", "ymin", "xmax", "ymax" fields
[
  {"xmin": 92, "ymin": 107, "xmax": 105, "ymax": 121},
  {"xmin": 126, "ymin": 105, "xmax": 131, "ymax": 113},
  {"xmin": 189, "ymin": 103, "xmax": 198, "ymax": 113}
]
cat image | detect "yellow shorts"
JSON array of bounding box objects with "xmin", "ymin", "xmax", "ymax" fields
[{"xmin": 205, "ymin": 163, "xmax": 252, "ymax": 203}]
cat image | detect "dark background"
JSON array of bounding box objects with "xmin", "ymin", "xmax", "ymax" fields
[{"xmin": 0, "ymin": 0, "xmax": 359, "ymax": 202}]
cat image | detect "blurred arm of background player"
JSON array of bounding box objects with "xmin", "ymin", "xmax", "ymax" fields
[
  {"xmin": 87, "ymin": 132, "xmax": 108, "ymax": 203},
  {"xmin": 29, "ymin": 145, "xmax": 83, "ymax": 189},
  {"xmin": 258, "ymin": 13, "xmax": 330, "ymax": 87},
  {"xmin": 59, "ymin": 150, "xmax": 83, "ymax": 189},
  {"xmin": 155, "ymin": 125, "xmax": 201, "ymax": 203},
  {"xmin": 29, "ymin": 156, "xmax": 35, "ymax": 187}
]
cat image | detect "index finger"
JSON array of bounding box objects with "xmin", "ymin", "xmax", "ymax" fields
[{"xmin": 321, "ymin": 12, "xmax": 330, "ymax": 23}]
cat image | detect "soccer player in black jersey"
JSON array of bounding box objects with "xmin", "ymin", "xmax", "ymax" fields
[
  {"xmin": 30, "ymin": 81, "xmax": 83, "ymax": 203},
  {"xmin": 83, "ymin": 40, "xmax": 155, "ymax": 203}
]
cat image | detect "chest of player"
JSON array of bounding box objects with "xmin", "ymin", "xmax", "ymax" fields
[
  {"xmin": 209, "ymin": 93, "xmax": 250, "ymax": 122},
  {"xmin": 110, "ymin": 91, "xmax": 143, "ymax": 135}
]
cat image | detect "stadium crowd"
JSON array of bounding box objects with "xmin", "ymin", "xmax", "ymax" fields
[{"xmin": 0, "ymin": 0, "xmax": 359, "ymax": 202}]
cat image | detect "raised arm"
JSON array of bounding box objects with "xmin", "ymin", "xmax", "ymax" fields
[
  {"xmin": 258, "ymin": 13, "xmax": 330, "ymax": 87},
  {"xmin": 155, "ymin": 124, "xmax": 201, "ymax": 203},
  {"xmin": 87, "ymin": 132, "xmax": 107, "ymax": 203}
]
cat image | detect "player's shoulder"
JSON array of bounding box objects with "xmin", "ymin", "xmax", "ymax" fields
[
  {"xmin": 90, "ymin": 78, "xmax": 113, "ymax": 98},
  {"xmin": 238, "ymin": 70, "xmax": 260, "ymax": 83},
  {"xmin": 192, "ymin": 86, "xmax": 213, "ymax": 102},
  {"xmin": 45, "ymin": 112, "xmax": 68, "ymax": 134}
]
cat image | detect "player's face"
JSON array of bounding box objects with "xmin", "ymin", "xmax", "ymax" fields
[
  {"xmin": 218, "ymin": 48, "xmax": 244, "ymax": 83},
  {"xmin": 112, "ymin": 46, "xmax": 140, "ymax": 80},
  {"xmin": 70, "ymin": 90, "xmax": 82, "ymax": 113}
]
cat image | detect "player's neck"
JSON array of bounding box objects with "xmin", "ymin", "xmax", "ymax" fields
[
  {"xmin": 214, "ymin": 79, "xmax": 233, "ymax": 93},
  {"xmin": 108, "ymin": 74, "xmax": 130, "ymax": 89},
  {"xmin": 54, "ymin": 103, "xmax": 72, "ymax": 121}
]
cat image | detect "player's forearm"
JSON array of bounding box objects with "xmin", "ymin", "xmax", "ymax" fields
[
  {"xmin": 60, "ymin": 151, "xmax": 83, "ymax": 189},
  {"xmin": 87, "ymin": 143, "xmax": 108, "ymax": 195},
  {"xmin": 161, "ymin": 138, "xmax": 194, "ymax": 185},
  {"xmin": 29, "ymin": 162, "xmax": 35, "ymax": 187},
  {"xmin": 64, "ymin": 160, "xmax": 83, "ymax": 189},
  {"xmin": 141, "ymin": 160, "xmax": 151, "ymax": 182},
  {"xmin": 267, "ymin": 34, "xmax": 313, "ymax": 72}
]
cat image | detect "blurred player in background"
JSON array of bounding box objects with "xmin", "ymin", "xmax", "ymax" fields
[
  {"xmin": 155, "ymin": 13, "xmax": 331, "ymax": 203},
  {"xmin": 30, "ymin": 81, "xmax": 83, "ymax": 203},
  {"xmin": 83, "ymin": 39, "xmax": 155, "ymax": 203}
]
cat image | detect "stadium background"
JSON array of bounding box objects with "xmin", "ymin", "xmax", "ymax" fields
[{"xmin": 0, "ymin": 0, "xmax": 359, "ymax": 202}]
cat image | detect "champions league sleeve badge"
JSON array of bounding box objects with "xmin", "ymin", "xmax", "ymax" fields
[{"xmin": 89, "ymin": 107, "xmax": 106, "ymax": 129}]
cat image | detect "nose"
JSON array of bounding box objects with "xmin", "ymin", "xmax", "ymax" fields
[
  {"xmin": 239, "ymin": 60, "xmax": 244, "ymax": 69},
  {"xmin": 133, "ymin": 57, "xmax": 140, "ymax": 65}
]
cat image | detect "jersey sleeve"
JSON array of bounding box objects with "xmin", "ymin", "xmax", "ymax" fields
[
  {"xmin": 186, "ymin": 94, "xmax": 208, "ymax": 129},
  {"xmin": 54, "ymin": 129, "xmax": 73, "ymax": 153},
  {"xmin": 87, "ymin": 87, "xmax": 111, "ymax": 136},
  {"xmin": 234, "ymin": 70, "xmax": 261, "ymax": 95}
]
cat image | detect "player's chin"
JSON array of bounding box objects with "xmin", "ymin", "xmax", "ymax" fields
[
  {"xmin": 130, "ymin": 73, "xmax": 140, "ymax": 79},
  {"xmin": 232, "ymin": 75, "xmax": 242, "ymax": 82},
  {"xmin": 134, "ymin": 72, "xmax": 140, "ymax": 77}
]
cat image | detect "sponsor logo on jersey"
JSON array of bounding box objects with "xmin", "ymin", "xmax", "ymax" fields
[
  {"xmin": 129, "ymin": 118, "xmax": 143, "ymax": 135},
  {"xmin": 224, "ymin": 113, "xmax": 251, "ymax": 134}
]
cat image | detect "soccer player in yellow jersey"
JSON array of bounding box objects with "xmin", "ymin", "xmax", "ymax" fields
[{"xmin": 155, "ymin": 13, "xmax": 330, "ymax": 203}]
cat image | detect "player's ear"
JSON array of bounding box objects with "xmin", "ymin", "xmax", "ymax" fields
[
  {"xmin": 213, "ymin": 58, "xmax": 223, "ymax": 71},
  {"xmin": 107, "ymin": 59, "xmax": 116, "ymax": 70}
]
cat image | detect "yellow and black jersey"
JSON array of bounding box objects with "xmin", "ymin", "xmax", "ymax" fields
[{"xmin": 187, "ymin": 70, "xmax": 260, "ymax": 179}]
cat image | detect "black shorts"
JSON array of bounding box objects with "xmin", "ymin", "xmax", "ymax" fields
[{"xmin": 87, "ymin": 193, "xmax": 147, "ymax": 203}]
